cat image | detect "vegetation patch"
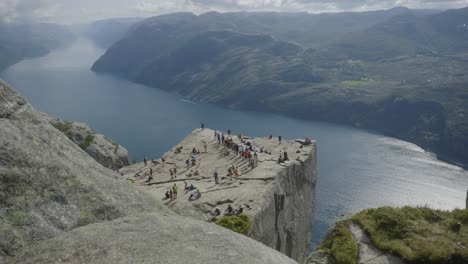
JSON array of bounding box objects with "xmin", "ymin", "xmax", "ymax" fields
[
  {"xmin": 353, "ymin": 206, "xmax": 468, "ymax": 263},
  {"xmin": 79, "ymin": 134, "xmax": 95, "ymax": 150},
  {"xmin": 319, "ymin": 220, "xmax": 357, "ymax": 264},
  {"xmin": 51, "ymin": 121, "xmax": 72, "ymax": 133},
  {"xmin": 215, "ymin": 214, "xmax": 252, "ymax": 235},
  {"xmin": 341, "ymin": 78, "xmax": 371, "ymax": 86}
]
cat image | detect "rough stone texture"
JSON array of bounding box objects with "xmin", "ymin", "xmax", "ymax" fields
[
  {"xmin": 10, "ymin": 213, "xmax": 298, "ymax": 264},
  {"xmin": 306, "ymin": 250, "xmax": 331, "ymax": 264},
  {"xmin": 46, "ymin": 117, "xmax": 132, "ymax": 170},
  {"xmin": 349, "ymin": 223, "xmax": 403, "ymax": 264},
  {"xmin": 307, "ymin": 222, "xmax": 404, "ymax": 264},
  {"xmin": 121, "ymin": 128, "xmax": 317, "ymax": 263},
  {"xmin": 0, "ymin": 80, "xmax": 165, "ymax": 259},
  {"xmin": 0, "ymin": 80, "xmax": 300, "ymax": 264}
]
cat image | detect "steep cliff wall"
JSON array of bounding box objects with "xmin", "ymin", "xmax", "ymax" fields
[
  {"xmin": 120, "ymin": 129, "xmax": 317, "ymax": 263},
  {"xmin": 250, "ymin": 149, "xmax": 316, "ymax": 262}
]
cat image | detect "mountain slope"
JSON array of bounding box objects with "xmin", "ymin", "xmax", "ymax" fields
[
  {"xmin": 92, "ymin": 8, "xmax": 468, "ymax": 166},
  {"xmin": 0, "ymin": 23, "xmax": 74, "ymax": 71}
]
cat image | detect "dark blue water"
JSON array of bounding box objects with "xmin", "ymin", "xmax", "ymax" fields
[{"xmin": 2, "ymin": 39, "xmax": 468, "ymax": 249}]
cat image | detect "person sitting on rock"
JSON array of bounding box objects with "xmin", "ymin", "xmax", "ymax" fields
[
  {"xmin": 165, "ymin": 191, "xmax": 170, "ymax": 200},
  {"xmin": 187, "ymin": 170, "xmax": 193, "ymax": 177},
  {"xmin": 185, "ymin": 159, "xmax": 190, "ymax": 168},
  {"xmin": 194, "ymin": 170, "xmax": 200, "ymax": 176},
  {"xmin": 214, "ymin": 207, "xmax": 221, "ymax": 216},
  {"xmin": 189, "ymin": 190, "xmax": 201, "ymax": 201},
  {"xmin": 236, "ymin": 207, "xmax": 244, "ymax": 216},
  {"xmin": 278, "ymin": 155, "xmax": 284, "ymax": 164},
  {"xmin": 283, "ymin": 151, "xmax": 289, "ymax": 161},
  {"xmin": 225, "ymin": 205, "xmax": 234, "ymax": 215},
  {"xmin": 184, "ymin": 181, "xmax": 189, "ymax": 191}
]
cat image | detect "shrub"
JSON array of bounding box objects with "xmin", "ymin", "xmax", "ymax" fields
[
  {"xmin": 319, "ymin": 220, "xmax": 357, "ymax": 264},
  {"xmin": 79, "ymin": 134, "xmax": 95, "ymax": 150},
  {"xmin": 51, "ymin": 121, "xmax": 72, "ymax": 133},
  {"xmin": 215, "ymin": 214, "xmax": 252, "ymax": 235}
]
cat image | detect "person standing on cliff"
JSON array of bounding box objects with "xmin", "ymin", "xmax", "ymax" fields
[
  {"xmin": 173, "ymin": 167, "xmax": 177, "ymax": 178},
  {"xmin": 278, "ymin": 136, "xmax": 282, "ymax": 144},
  {"xmin": 201, "ymin": 122, "xmax": 205, "ymax": 130},
  {"xmin": 144, "ymin": 157, "xmax": 147, "ymax": 166},
  {"xmin": 214, "ymin": 170, "xmax": 219, "ymax": 184},
  {"xmin": 203, "ymin": 141, "xmax": 207, "ymax": 153},
  {"xmin": 150, "ymin": 168, "xmax": 153, "ymax": 177},
  {"xmin": 173, "ymin": 183, "xmax": 178, "ymax": 199}
]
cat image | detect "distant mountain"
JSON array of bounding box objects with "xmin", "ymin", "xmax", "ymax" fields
[
  {"xmin": 311, "ymin": 7, "xmax": 468, "ymax": 61},
  {"xmin": 92, "ymin": 7, "xmax": 468, "ymax": 166},
  {"xmin": 0, "ymin": 22, "xmax": 74, "ymax": 71},
  {"xmin": 82, "ymin": 17, "xmax": 143, "ymax": 48}
]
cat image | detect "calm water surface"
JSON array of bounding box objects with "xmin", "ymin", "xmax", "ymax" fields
[{"xmin": 2, "ymin": 39, "xmax": 468, "ymax": 248}]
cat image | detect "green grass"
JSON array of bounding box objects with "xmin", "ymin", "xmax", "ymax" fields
[
  {"xmin": 78, "ymin": 134, "xmax": 95, "ymax": 150},
  {"xmin": 215, "ymin": 214, "xmax": 252, "ymax": 235},
  {"xmin": 341, "ymin": 78, "xmax": 371, "ymax": 86},
  {"xmin": 353, "ymin": 207, "xmax": 468, "ymax": 263},
  {"xmin": 319, "ymin": 220, "xmax": 358, "ymax": 264},
  {"xmin": 51, "ymin": 122, "xmax": 72, "ymax": 133}
]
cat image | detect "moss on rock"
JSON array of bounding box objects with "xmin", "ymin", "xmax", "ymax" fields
[{"xmin": 215, "ymin": 214, "xmax": 252, "ymax": 235}]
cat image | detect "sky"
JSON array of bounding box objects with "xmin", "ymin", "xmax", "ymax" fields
[{"xmin": 1, "ymin": 0, "xmax": 468, "ymax": 24}]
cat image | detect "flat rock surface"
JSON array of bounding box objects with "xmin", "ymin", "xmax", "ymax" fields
[{"xmin": 121, "ymin": 128, "xmax": 315, "ymax": 222}]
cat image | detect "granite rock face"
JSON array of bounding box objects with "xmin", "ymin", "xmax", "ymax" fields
[
  {"xmin": 122, "ymin": 128, "xmax": 317, "ymax": 263},
  {"xmin": 0, "ymin": 80, "xmax": 164, "ymax": 260},
  {"xmin": 10, "ymin": 213, "xmax": 298, "ymax": 264},
  {"xmin": 0, "ymin": 80, "xmax": 301, "ymax": 264},
  {"xmin": 47, "ymin": 118, "xmax": 132, "ymax": 170}
]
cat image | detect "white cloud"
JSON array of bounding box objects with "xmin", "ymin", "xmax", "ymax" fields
[{"xmin": 1, "ymin": 0, "xmax": 467, "ymax": 24}]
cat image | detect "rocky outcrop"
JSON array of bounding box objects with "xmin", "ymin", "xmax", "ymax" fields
[
  {"xmin": 10, "ymin": 213, "xmax": 297, "ymax": 264},
  {"xmin": 306, "ymin": 223, "xmax": 404, "ymax": 264},
  {"xmin": 349, "ymin": 223, "xmax": 403, "ymax": 264},
  {"xmin": 0, "ymin": 80, "xmax": 301, "ymax": 264},
  {"xmin": 121, "ymin": 129, "xmax": 317, "ymax": 263},
  {"xmin": 46, "ymin": 118, "xmax": 132, "ymax": 170},
  {"xmin": 0, "ymin": 80, "xmax": 162, "ymax": 259}
]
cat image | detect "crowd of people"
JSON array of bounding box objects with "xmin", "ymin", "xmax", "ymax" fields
[{"xmin": 138, "ymin": 125, "xmax": 313, "ymax": 222}]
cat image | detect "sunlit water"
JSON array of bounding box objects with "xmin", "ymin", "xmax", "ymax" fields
[{"xmin": 2, "ymin": 39, "xmax": 468, "ymax": 249}]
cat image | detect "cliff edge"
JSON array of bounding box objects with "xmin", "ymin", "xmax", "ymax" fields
[
  {"xmin": 0, "ymin": 79, "xmax": 302, "ymax": 264},
  {"xmin": 121, "ymin": 128, "xmax": 317, "ymax": 263}
]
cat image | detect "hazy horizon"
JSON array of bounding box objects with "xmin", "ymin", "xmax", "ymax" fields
[{"xmin": 1, "ymin": 0, "xmax": 468, "ymax": 24}]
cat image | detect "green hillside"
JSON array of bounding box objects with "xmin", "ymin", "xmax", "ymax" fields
[{"xmin": 92, "ymin": 7, "xmax": 468, "ymax": 166}]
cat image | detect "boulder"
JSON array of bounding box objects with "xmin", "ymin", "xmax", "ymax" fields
[{"xmin": 47, "ymin": 118, "xmax": 132, "ymax": 170}]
